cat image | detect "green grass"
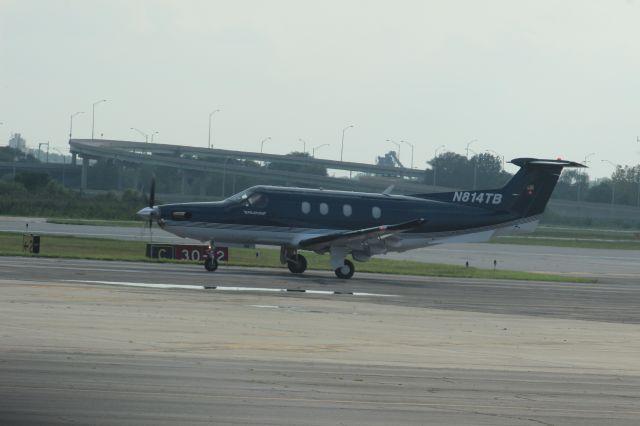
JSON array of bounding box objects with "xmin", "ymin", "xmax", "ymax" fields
[
  {"xmin": 492, "ymin": 225, "xmax": 640, "ymax": 250},
  {"xmin": 0, "ymin": 232, "xmax": 594, "ymax": 283},
  {"xmin": 46, "ymin": 218, "xmax": 141, "ymax": 227}
]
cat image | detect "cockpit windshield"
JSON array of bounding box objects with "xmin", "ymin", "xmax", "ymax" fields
[{"xmin": 226, "ymin": 188, "xmax": 268, "ymax": 209}]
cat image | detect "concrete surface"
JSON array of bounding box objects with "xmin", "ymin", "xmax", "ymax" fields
[{"xmin": 0, "ymin": 258, "xmax": 639, "ymax": 425}]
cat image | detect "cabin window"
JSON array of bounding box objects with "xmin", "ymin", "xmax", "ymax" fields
[
  {"xmin": 372, "ymin": 206, "xmax": 381, "ymax": 219},
  {"xmin": 343, "ymin": 204, "xmax": 352, "ymax": 217},
  {"xmin": 301, "ymin": 201, "xmax": 311, "ymax": 214},
  {"xmin": 171, "ymin": 211, "xmax": 192, "ymax": 220},
  {"xmin": 319, "ymin": 202, "xmax": 329, "ymax": 215}
]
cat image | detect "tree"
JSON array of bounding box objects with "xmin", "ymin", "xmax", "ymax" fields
[{"xmin": 268, "ymin": 151, "xmax": 327, "ymax": 177}]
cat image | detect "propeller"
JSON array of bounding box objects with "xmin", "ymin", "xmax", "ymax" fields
[{"xmin": 137, "ymin": 176, "xmax": 158, "ymax": 243}]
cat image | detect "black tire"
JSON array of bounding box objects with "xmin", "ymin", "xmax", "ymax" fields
[
  {"xmin": 287, "ymin": 254, "xmax": 307, "ymax": 274},
  {"xmin": 334, "ymin": 259, "xmax": 355, "ymax": 279},
  {"xmin": 204, "ymin": 257, "xmax": 218, "ymax": 272}
]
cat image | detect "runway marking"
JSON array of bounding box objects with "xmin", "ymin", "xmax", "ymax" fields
[{"xmin": 62, "ymin": 280, "xmax": 398, "ymax": 297}]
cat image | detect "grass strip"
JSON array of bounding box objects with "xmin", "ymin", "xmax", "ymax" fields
[
  {"xmin": 0, "ymin": 232, "xmax": 594, "ymax": 283},
  {"xmin": 491, "ymin": 236, "xmax": 640, "ymax": 250},
  {"xmin": 46, "ymin": 218, "xmax": 141, "ymax": 227}
]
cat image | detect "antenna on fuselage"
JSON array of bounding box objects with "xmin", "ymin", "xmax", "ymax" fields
[{"xmin": 382, "ymin": 185, "xmax": 395, "ymax": 196}]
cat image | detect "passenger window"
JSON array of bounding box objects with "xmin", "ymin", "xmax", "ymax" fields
[
  {"xmin": 343, "ymin": 204, "xmax": 352, "ymax": 217},
  {"xmin": 319, "ymin": 202, "xmax": 329, "ymax": 215},
  {"xmin": 301, "ymin": 201, "xmax": 311, "ymax": 214},
  {"xmin": 372, "ymin": 206, "xmax": 381, "ymax": 219}
]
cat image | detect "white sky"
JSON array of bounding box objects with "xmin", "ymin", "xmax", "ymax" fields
[{"xmin": 1, "ymin": 0, "xmax": 639, "ymax": 178}]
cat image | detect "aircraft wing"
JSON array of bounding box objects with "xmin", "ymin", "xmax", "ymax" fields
[{"xmin": 298, "ymin": 218, "xmax": 425, "ymax": 250}]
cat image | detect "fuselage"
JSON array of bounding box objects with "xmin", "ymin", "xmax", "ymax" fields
[{"xmin": 155, "ymin": 186, "xmax": 538, "ymax": 254}]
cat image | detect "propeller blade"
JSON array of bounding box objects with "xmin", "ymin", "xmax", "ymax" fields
[{"xmin": 149, "ymin": 177, "xmax": 156, "ymax": 207}]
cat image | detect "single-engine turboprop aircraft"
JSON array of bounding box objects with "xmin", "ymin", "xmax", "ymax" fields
[{"xmin": 137, "ymin": 158, "xmax": 584, "ymax": 279}]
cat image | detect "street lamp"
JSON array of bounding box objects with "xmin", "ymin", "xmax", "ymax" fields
[
  {"xmin": 386, "ymin": 139, "xmax": 401, "ymax": 164},
  {"xmin": 340, "ymin": 124, "xmax": 354, "ymax": 162},
  {"xmin": 208, "ymin": 109, "xmax": 220, "ymax": 149},
  {"xmin": 38, "ymin": 142, "xmax": 50, "ymax": 163},
  {"xmin": 91, "ymin": 99, "xmax": 107, "ymax": 140},
  {"xmin": 468, "ymin": 148, "xmax": 479, "ymax": 189},
  {"xmin": 577, "ymin": 152, "xmax": 596, "ymax": 202},
  {"xmin": 130, "ymin": 127, "xmax": 149, "ymax": 143},
  {"xmin": 433, "ymin": 145, "xmax": 446, "ymax": 186},
  {"xmin": 298, "ymin": 138, "xmax": 307, "ymax": 153},
  {"xmin": 260, "ymin": 137, "xmax": 271, "ymax": 153},
  {"xmin": 312, "ymin": 143, "xmax": 330, "ymax": 157},
  {"xmin": 400, "ymin": 140, "xmax": 414, "ymax": 169},
  {"xmin": 52, "ymin": 147, "xmax": 67, "ymax": 186},
  {"xmin": 465, "ymin": 139, "xmax": 477, "ymax": 159},
  {"xmin": 69, "ymin": 111, "xmax": 83, "ymax": 139},
  {"xmin": 601, "ymin": 159, "xmax": 618, "ymax": 206}
]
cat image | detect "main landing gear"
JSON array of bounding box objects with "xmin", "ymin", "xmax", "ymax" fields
[
  {"xmin": 334, "ymin": 259, "xmax": 355, "ymax": 279},
  {"xmin": 330, "ymin": 246, "xmax": 355, "ymax": 279},
  {"xmin": 204, "ymin": 242, "xmax": 218, "ymax": 272},
  {"xmin": 281, "ymin": 247, "xmax": 307, "ymax": 274}
]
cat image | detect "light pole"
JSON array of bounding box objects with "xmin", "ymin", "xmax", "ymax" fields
[
  {"xmin": 69, "ymin": 111, "xmax": 83, "ymax": 139},
  {"xmin": 130, "ymin": 127, "xmax": 149, "ymax": 143},
  {"xmin": 340, "ymin": 124, "xmax": 354, "ymax": 162},
  {"xmin": 312, "ymin": 143, "xmax": 329, "ymax": 157},
  {"xmin": 260, "ymin": 137, "xmax": 271, "ymax": 153},
  {"xmin": 579, "ymin": 153, "xmax": 595, "ymax": 202},
  {"xmin": 208, "ymin": 109, "xmax": 220, "ymax": 149},
  {"xmin": 52, "ymin": 147, "xmax": 67, "ymax": 186},
  {"xmin": 465, "ymin": 139, "xmax": 477, "ymax": 159},
  {"xmin": 386, "ymin": 139, "xmax": 401, "ymax": 165},
  {"xmin": 38, "ymin": 142, "xmax": 50, "ymax": 163},
  {"xmin": 91, "ymin": 99, "xmax": 107, "ymax": 140},
  {"xmin": 298, "ymin": 138, "xmax": 307, "ymax": 154},
  {"xmin": 400, "ymin": 140, "xmax": 414, "ymax": 169},
  {"xmin": 601, "ymin": 159, "xmax": 618, "ymax": 206},
  {"xmin": 468, "ymin": 148, "xmax": 478, "ymax": 189},
  {"xmin": 433, "ymin": 145, "xmax": 446, "ymax": 186}
]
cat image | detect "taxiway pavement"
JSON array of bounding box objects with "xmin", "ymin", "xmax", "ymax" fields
[{"xmin": 0, "ymin": 257, "xmax": 639, "ymax": 425}]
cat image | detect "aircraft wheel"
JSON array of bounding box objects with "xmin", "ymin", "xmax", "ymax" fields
[
  {"xmin": 287, "ymin": 254, "xmax": 307, "ymax": 274},
  {"xmin": 204, "ymin": 257, "xmax": 218, "ymax": 272},
  {"xmin": 334, "ymin": 259, "xmax": 355, "ymax": 279}
]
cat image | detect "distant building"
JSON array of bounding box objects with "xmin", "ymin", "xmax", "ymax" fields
[{"xmin": 8, "ymin": 133, "xmax": 27, "ymax": 152}]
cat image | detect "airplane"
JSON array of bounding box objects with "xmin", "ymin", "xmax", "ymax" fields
[{"xmin": 137, "ymin": 158, "xmax": 585, "ymax": 279}]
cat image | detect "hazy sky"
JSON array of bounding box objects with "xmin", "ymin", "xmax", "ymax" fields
[{"xmin": 1, "ymin": 0, "xmax": 639, "ymax": 177}]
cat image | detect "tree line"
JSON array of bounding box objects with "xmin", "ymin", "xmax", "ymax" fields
[{"xmin": 423, "ymin": 151, "xmax": 640, "ymax": 207}]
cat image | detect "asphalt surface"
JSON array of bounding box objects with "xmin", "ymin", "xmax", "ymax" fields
[
  {"xmin": 0, "ymin": 257, "xmax": 638, "ymax": 323},
  {"xmin": 2, "ymin": 216, "xmax": 639, "ymax": 278},
  {"xmin": 1, "ymin": 257, "xmax": 639, "ymax": 425}
]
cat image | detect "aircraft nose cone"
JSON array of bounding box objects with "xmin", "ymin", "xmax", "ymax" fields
[{"xmin": 137, "ymin": 206, "xmax": 157, "ymax": 220}]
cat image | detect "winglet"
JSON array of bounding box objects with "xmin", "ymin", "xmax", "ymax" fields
[{"xmin": 382, "ymin": 185, "xmax": 395, "ymax": 195}]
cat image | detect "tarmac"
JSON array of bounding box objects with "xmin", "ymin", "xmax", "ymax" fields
[{"xmin": 1, "ymin": 257, "xmax": 639, "ymax": 425}]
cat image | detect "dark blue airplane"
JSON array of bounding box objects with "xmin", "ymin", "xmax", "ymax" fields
[{"xmin": 138, "ymin": 158, "xmax": 584, "ymax": 279}]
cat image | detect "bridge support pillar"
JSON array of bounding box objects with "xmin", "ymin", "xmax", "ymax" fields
[
  {"xmin": 199, "ymin": 174, "xmax": 207, "ymax": 197},
  {"xmin": 81, "ymin": 157, "xmax": 88, "ymax": 191},
  {"xmin": 180, "ymin": 172, "xmax": 187, "ymax": 195},
  {"xmin": 71, "ymin": 153, "xmax": 77, "ymax": 166}
]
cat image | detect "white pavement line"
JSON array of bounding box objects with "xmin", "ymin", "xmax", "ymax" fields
[
  {"xmin": 61, "ymin": 280, "xmax": 398, "ymax": 297},
  {"xmin": 63, "ymin": 280, "xmax": 203, "ymax": 290}
]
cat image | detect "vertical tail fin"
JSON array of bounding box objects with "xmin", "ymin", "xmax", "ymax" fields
[
  {"xmin": 410, "ymin": 158, "xmax": 586, "ymax": 218},
  {"xmin": 500, "ymin": 158, "xmax": 586, "ymax": 217}
]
